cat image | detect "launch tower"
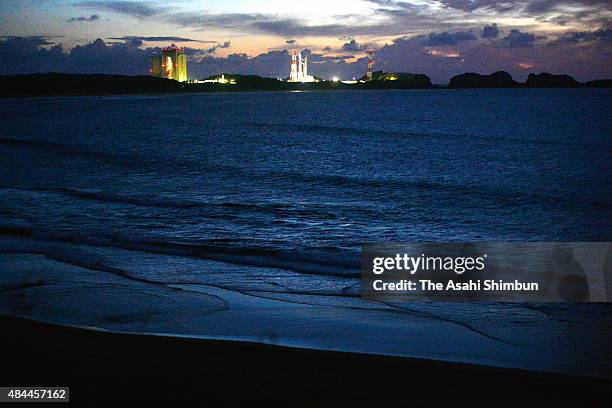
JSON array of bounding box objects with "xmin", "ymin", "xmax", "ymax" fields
[{"xmin": 366, "ymin": 49, "xmax": 374, "ymax": 81}]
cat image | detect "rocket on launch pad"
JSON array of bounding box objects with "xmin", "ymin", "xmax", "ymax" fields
[{"xmin": 289, "ymin": 50, "xmax": 316, "ymax": 83}]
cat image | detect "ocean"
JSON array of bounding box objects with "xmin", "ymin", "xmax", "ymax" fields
[{"xmin": 1, "ymin": 89, "xmax": 611, "ymax": 378}]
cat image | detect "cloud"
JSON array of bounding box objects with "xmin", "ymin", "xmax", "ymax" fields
[
  {"xmin": 437, "ymin": 0, "xmax": 612, "ymax": 20},
  {"xmin": 190, "ymin": 49, "xmax": 292, "ymax": 78},
  {"xmin": 107, "ymin": 36, "xmax": 216, "ymax": 44},
  {"xmin": 68, "ymin": 15, "xmax": 99, "ymax": 23},
  {"xmin": 203, "ymin": 41, "xmax": 232, "ymax": 54},
  {"xmin": 341, "ymin": 39, "xmax": 364, "ymax": 52},
  {"xmin": 501, "ymin": 29, "xmax": 540, "ymax": 47},
  {"xmin": 72, "ymin": 0, "xmax": 611, "ymax": 43},
  {"xmin": 525, "ymin": 0, "xmax": 558, "ymax": 13},
  {"xmin": 173, "ymin": 13, "xmax": 354, "ymax": 37},
  {"xmin": 286, "ymin": 39, "xmax": 296, "ymax": 44},
  {"xmin": 78, "ymin": 1, "xmax": 164, "ymax": 18},
  {"xmin": 427, "ymin": 31, "xmax": 477, "ymax": 45},
  {"xmin": 362, "ymin": 26, "xmax": 611, "ymax": 83},
  {"xmin": 1, "ymin": 32, "xmax": 611, "ymax": 83},
  {"xmin": 310, "ymin": 54, "xmax": 356, "ymax": 62},
  {"xmin": 548, "ymin": 28, "xmax": 612, "ymax": 45},
  {"xmin": 0, "ymin": 36, "xmax": 66, "ymax": 74},
  {"xmin": 437, "ymin": 0, "xmax": 515, "ymax": 12},
  {"xmin": 524, "ymin": 0, "xmax": 612, "ymax": 14},
  {"xmin": 481, "ymin": 24, "xmax": 500, "ymax": 38},
  {"xmin": 71, "ymin": 0, "xmax": 610, "ymax": 44},
  {"xmin": 160, "ymin": 4, "xmax": 441, "ymax": 38}
]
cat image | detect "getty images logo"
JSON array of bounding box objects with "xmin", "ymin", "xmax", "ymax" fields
[{"xmin": 372, "ymin": 253, "xmax": 487, "ymax": 275}]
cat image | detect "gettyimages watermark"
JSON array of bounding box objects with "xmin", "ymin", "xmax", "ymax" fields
[{"xmin": 361, "ymin": 243, "xmax": 612, "ymax": 302}]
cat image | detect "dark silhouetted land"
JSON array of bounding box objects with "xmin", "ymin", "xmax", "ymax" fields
[
  {"xmin": 0, "ymin": 71, "xmax": 610, "ymax": 97},
  {"xmin": 448, "ymin": 71, "xmax": 521, "ymax": 88},
  {"xmin": 0, "ymin": 72, "xmax": 432, "ymax": 97},
  {"xmin": 526, "ymin": 73, "xmax": 582, "ymax": 88},
  {"xmin": 447, "ymin": 71, "xmax": 611, "ymax": 89}
]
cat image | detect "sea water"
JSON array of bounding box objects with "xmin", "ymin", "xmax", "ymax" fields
[{"xmin": 0, "ymin": 89, "xmax": 611, "ymax": 377}]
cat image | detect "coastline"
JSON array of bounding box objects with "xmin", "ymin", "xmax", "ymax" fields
[
  {"xmin": 0, "ymin": 72, "xmax": 610, "ymax": 98},
  {"xmin": 2, "ymin": 315, "xmax": 609, "ymax": 405},
  {"xmin": 2, "ymin": 247, "xmax": 611, "ymax": 381}
]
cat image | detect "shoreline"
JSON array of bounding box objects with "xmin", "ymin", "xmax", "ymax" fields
[
  {"xmin": 0, "ymin": 72, "xmax": 610, "ymax": 98},
  {"xmin": 2, "ymin": 242, "xmax": 612, "ymax": 381},
  {"xmin": 1, "ymin": 315, "xmax": 609, "ymax": 405}
]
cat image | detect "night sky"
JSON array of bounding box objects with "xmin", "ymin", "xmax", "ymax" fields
[{"xmin": 0, "ymin": 0, "xmax": 610, "ymax": 82}]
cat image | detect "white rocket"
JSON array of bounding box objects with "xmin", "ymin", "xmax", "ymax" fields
[{"xmin": 289, "ymin": 50, "xmax": 315, "ymax": 83}]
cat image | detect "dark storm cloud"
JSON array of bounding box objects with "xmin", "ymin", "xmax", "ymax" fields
[
  {"xmin": 0, "ymin": 36, "xmax": 66, "ymax": 74},
  {"xmin": 427, "ymin": 31, "xmax": 477, "ymax": 45},
  {"xmin": 342, "ymin": 39, "xmax": 364, "ymax": 52},
  {"xmin": 64, "ymin": 38, "xmax": 149, "ymax": 73},
  {"xmin": 0, "ymin": 36, "xmax": 140, "ymax": 75},
  {"xmin": 481, "ymin": 24, "xmax": 500, "ymax": 38},
  {"xmin": 67, "ymin": 15, "xmax": 99, "ymax": 23},
  {"xmin": 78, "ymin": 1, "xmax": 164, "ymax": 18},
  {"xmin": 500, "ymin": 29, "xmax": 541, "ymax": 47},
  {"xmin": 107, "ymin": 36, "xmax": 216, "ymax": 44}
]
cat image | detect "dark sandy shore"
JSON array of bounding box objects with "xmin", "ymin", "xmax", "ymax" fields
[{"xmin": 1, "ymin": 315, "xmax": 609, "ymax": 406}]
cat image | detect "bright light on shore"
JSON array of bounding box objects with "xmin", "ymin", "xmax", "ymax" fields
[{"xmin": 332, "ymin": 76, "xmax": 339, "ymax": 82}]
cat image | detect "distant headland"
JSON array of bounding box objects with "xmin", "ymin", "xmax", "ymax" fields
[{"xmin": 0, "ymin": 70, "xmax": 610, "ymax": 97}]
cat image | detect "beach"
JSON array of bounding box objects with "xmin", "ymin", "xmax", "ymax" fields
[
  {"xmin": 2, "ymin": 247, "xmax": 612, "ymax": 381},
  {"xmin": 1, "ymin": 89, "xmax": 611, "ymax": 402},
  {"xmin": 2, "ymin": 315, "xmax": 609, "ymax": 405}
]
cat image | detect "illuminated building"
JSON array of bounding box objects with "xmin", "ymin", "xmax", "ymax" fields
[
  {"xmin": 288, "ymin": 50, "xmax": 316, "ymax": 83},
  {"xmin": 150, "ymin": 44, "xmax": 187, "ymax": 82},
  {"xmin": 198, "ymin": 74, "xmax": 236, "ymax": 84}
]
